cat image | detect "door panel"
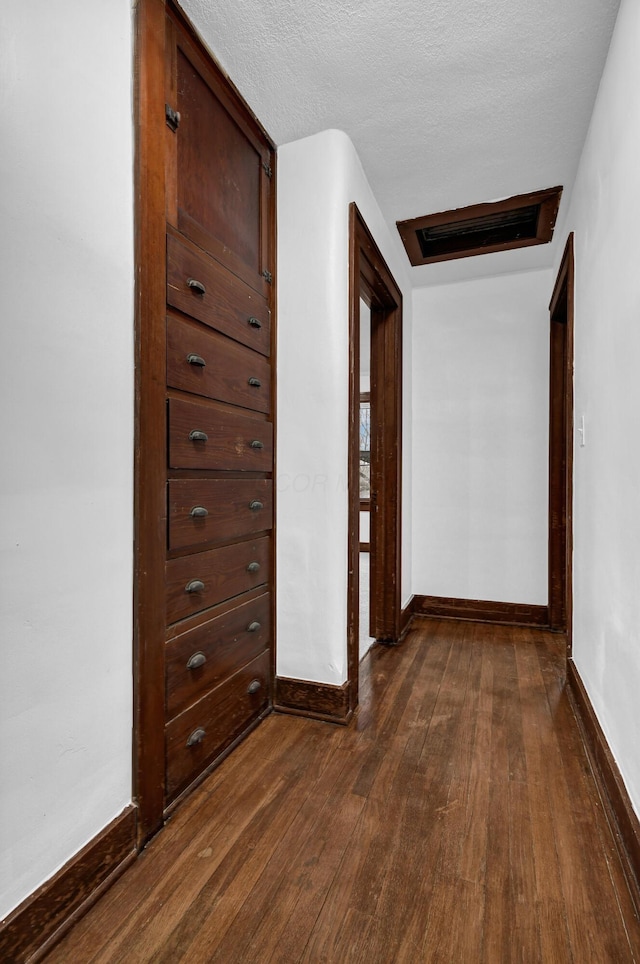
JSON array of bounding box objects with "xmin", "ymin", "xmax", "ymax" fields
[{"xmin": 176, "ymin": 47, "xmax": 266, "ymax": 291}]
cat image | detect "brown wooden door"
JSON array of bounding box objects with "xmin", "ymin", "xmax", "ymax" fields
[{"xmin": 168, "ymin": 19, "xmax": 272, "ymax": 297}]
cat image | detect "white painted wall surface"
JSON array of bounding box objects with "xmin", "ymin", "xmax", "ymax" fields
[
  {"xmin": 277, "ymin": 129, "xmax": 412, "ymax": 684},
  {"xmin": 555, "ymin": 0, "xmax": 640, "ymax": 817},
  {"xmin": 412, "ymin": 270, "xmax": 551, "ymax": 604},
  {"xmin": 0, "ymin": 0, "xmax": 134, "ymax": 917}
]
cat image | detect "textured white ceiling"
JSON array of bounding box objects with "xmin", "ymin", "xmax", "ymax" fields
[{"xmin": 181, "ymin": 0, "xmax": 620, "ymax": 286}]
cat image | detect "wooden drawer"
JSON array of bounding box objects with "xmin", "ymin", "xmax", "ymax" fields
[
  {"xmin": 168, "ymin": 397, "xmax": 273, "ymax": 472},
  {"xmin": 167, "ymin": 313, "xmax": 271, "ymax": 414},
  {"xmin": 166, "ymin": 536, "xmax": 270, "ymax": 624},
  {"xmin": 166, "ymin": 593, "xmax": 270, "ymax": 718},
  {"xmin": 167, "ymin": 233, "xmax": 270, "ymax": 356},
  {"xmin": 168, "ymin": 479, "xmax": 273, "ymax": 552},
  {"xmin": 165, "ymin": 650, "xmax": 270, "ymax": 800}
]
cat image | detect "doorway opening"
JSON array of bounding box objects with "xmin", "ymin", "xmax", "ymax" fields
[
  {"xmin": 348, "ymin": 204, "xmax": 403, "ymax": 714},
  {"xmin": 548, "ymin": 233, "xmax": 574, "ymax": 649},
  {"xmin": 358, "ymin": 303, "xmax": 374, "ymax": 659}
]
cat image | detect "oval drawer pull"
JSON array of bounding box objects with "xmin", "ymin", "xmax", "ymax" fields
[
  {"xmin": 247, "ymin": 679, "xmax": 262, "ymax": 695},
  {"xmin": 246, "ymin": 561, "xmax": 261, "ymax": 573},
  {"xmin": 247, "ymin": 621, "xmax": 261, "ymax": 633},
  {"xmin": 187, "ymin": 278, "xmax": 206, "ymax": 296},
  {"xmin": 185, "ymin": 579, "xmax": 205, "ymax": 593},
  {"xmin": 186, "ymin": 651, "xmax": 207, "ymax": 671},
  {"xmin": 249, "ymin": 500, "xmax": 263, "ymax": 511},
  {"xmin": 248, "ymin": 377, "xmax": 262, "ymax": 388},
  {"xmin": 188, "ymin": 430, "xmax": 208, "ymax": 442},
  {"xmin": 186, "ymin": 353, "xmax": 206, "ymax": 367},
  {"xmin": 186, "ymin": 727, "xmax": 206, "ymax": 747},
  {"xmin": 248, "ymin": 316, "xmax": 262, "ymax": 329},
  {"xmin": 190, "ymin": 505, "xmax": 209, "ymax": 518},
  {"xmin": 250, "ymin": 440, "xmax": 264, "ymax": 449}
]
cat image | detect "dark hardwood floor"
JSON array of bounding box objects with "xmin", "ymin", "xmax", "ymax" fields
[{"xmin": 46, "ymin": 619, "xmax": 640, "ymax": 962}]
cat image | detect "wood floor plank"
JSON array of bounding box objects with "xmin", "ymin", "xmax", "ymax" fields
[
  {"xmin": 532, "ymin": 630, "xmax": 640, "ymax": 962},
  {"xmin": 351, "ymin": 627, "xmax": 460, "ymax": 926},
  {"xmin": 142, "ymin": 726, "xmax": 348, "ymax": 963},
  {"xmin": 258, "ymin": 788, "xmax": 365, "ymax": 962},
  {"xmin": 481, "ymin": 632, "xmax": 527, "ymax": 963},
  {"xmin": 409, "ymin": 624, "xmax": 489, "ymax": 962},
  {"xmin": 44, "ymin": 619, "xmax": 640, "ymax": 964},
  {"xmin": 43, "ymin": 716, "xmax": 301, "ymax": 962},
  {"xmin": 290, "ymin": 623, "xmax": 454, "ymax": 963},
  {"xmin": 47, "ymin": 717, "xmax": 337, "ymax": 964},
  {"xmin": 189, "ymin": 745, "xmax": 359, "ymax": 962},
  {"xmin": 533, "ymin": 634, "xmax": 639, "ymax": 961},
  {"xmin": 514, "ymin": 636, "xmax": 574, "ymax": 963},
  {"xmin": 420, "ymin": 627, "xmax": 490, "ymax": 963}
]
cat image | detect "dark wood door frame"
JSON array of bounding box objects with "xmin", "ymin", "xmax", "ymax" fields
[
  {"xmin": 134, "ymin": 0, "xmax": 168, "ymax": 847},
  {"xmin": 348, "ymin": 203, "xmax": 403, "ymax": 714},
  {"xmin": 548, "ymin": 232, "xmax": 574, "ymax": 648}
]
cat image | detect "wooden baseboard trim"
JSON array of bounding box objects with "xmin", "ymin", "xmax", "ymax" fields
[
  {"xmin": 274, "ymin": 677, "xmax": 352, "ymax": 725},
  {"xmin": 566, "ymin": 659, "xmax": 640, "ymax": 916},
  {"xmin": 399, "ymin": 595, "xmax": 415, "ymax": 639},
  {"xmin": 0, "ymin": 805, "xmax": 137, "ymax": 963},
  {"xmin": 412, "ymin": 594, "xmax": 549, "ymax": 627}
]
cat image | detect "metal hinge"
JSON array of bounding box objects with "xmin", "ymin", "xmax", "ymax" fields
[
  {"xmin": 262, "ymin": 162, "xmax": 273, "ymax": 178},
  {"xmin": 262, "ymin": 269, "xmax": 273, "ymax": 284},
  {"xmin": 165, "ymin": 104, "xmax": 180, "ymax": 132}
]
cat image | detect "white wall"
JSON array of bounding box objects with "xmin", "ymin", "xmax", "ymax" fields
[
  {"xmin": 0, "ymin": 0, "xmax": 134, "ymax": 918},
  {"xmin": 412, "ymin": 270, "xmax": 551, "ymax": 604},
  {"xmin": 277, "ymin": 129, "xmax": 412, "ymax": 684},
  {"xmin": 555, "ymin": 0, "xmax": 640, "ymax": 817}
]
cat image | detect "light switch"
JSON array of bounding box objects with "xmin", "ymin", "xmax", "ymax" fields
[{"xmin": 578, "ymin": 415, "xmax": 586, "ymax": 448}]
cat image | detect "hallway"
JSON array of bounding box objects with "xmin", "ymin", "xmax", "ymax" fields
[{"xmin": 46, "ymin": 619, "xmax": 640, "ymax": 962}]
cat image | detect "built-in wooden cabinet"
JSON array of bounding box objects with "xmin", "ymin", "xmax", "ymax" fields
[
  {"xmin": 136, "ymin": 3, "xmax": 276, "ymax": 815},
  {"xmin": 163, "ymin": 14, "xmax": 275, "ymax": 805}
]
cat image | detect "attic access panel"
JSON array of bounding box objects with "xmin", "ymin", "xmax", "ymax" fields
[{"xmin": 397, "ymin": 186, "xmax": 562, "ymax": 266}]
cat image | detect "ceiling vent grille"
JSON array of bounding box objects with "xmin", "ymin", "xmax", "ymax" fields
[{"xmin": 397, "ymin": 186, "xmax": 562, "ymax": 267}]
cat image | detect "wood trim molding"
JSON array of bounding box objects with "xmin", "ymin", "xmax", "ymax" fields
[
  {"xmin": 567, "ymin": 660, "xmax": 640, "ymax": 916},
  {"xmin": 400, "ymin": 595, "xmax": 415, "ymax": 638},
  {"xmin": 0, "ymin": 806, "xmax": 137, "ymax": 964},
  {"xmin": 274, "ymin": 677, "xmax": 352, "ymax": 725},
  {"xmin": 548, "ymin": 232, "xmax": 574, "ymax": 647},
  {"xmin": 348, "ymin": 202, "xmax": 403, "ymax": 719},
  {"xmin": 413, "ymin": 594, "xmax": 549, "ymax": 627},
  {"xmin": 397, "ymin": 185, "xmax": 562, "ymax": 266},
  {"xmin": 134, "ymin": 0, "xmax": 169, "ymax": 847}
]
